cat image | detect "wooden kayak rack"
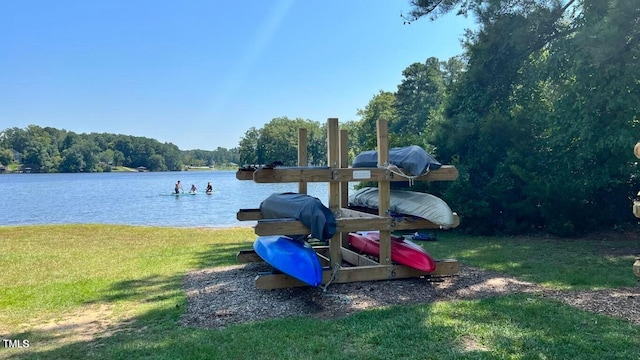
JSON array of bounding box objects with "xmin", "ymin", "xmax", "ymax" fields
[{"xmin": 236, "ymin": 118, "xmax": 460, "ymax": 289}]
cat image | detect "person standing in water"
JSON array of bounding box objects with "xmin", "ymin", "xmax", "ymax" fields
[
  {"xmin": 205, "ymin": 181, "xmax": 213, "ymax": 194},
  {"xmin": 175, "ymin": 180, "xmax": 183, "ymax": 194}
]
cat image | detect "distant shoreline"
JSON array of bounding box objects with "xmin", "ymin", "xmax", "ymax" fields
[{"xmin": 0, "ymin": 223, "xmax": 256, "ymax": 229}]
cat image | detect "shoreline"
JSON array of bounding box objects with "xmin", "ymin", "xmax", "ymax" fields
[{"xmin": 0, "ymin": 223, "xmax": 256, "ymax": 230}]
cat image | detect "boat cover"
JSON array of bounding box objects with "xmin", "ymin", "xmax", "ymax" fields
[
  {"xmin": 349, "ymin": 187, "xmax": 455, "ymax": 229},
  {"xmin": 352, "ymin": 145, "xmax": 441, "ymax": 175},
  {"xmin": 260, "ymin": 192, "xmax": 337, "ymax": 240}
]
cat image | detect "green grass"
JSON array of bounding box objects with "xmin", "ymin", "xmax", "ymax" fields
[
  {"xmin": 422, "ymin": 231, "xmax": 639, "ymax": 289},
  {"xmin": 0, "ymin": 225, "xmax": 254, "ymax": 328},
  {"xmin": 1, "ymin": 225, "xmax": 638, "ymax": 360}
]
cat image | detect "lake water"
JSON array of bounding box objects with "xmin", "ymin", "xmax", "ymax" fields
[{"xmin": 0, "ymin": 171, "xmax": 339, "ymax": 228}]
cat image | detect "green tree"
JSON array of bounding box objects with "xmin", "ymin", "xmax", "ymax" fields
[
  {"xmin": 355, "ymin": 91, "xmax": 398, "ymax": 152},
  {"xmin": 421, "ymin": 0, "xmax": 640, "ymax": 235},
  {"xmin": 238, "ymin": 127, "xmax": 260, "ymax": 165},
  {"xmin": 59, "ymin": 148, "xmax": 84, "ymax": 172},
  {"xmin": 148, "ymin": 154, "xmax": 167, "ymax": 171},
  {"xmin": 393, "ymin": 57, "xmax": 447, "ymax": 149},
  {"xmin": 0, "ymin": 148, "xmax": 13, "ymax": 165}
]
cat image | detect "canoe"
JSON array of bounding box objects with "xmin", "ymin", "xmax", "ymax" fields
[
  {"xmin": 253, "ymin": 235, "xmax": 323, "ymax": 287},
  {"xmin": 348, "ymin": 187, "xmax": 455, "ymax": 229},
  {"xmin": 348, "ymin": 231, "xmax": 436, "ymax": 272}
]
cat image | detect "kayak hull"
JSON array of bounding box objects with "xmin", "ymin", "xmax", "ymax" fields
[
  {"xmin": 349, "ymin": 187, "xmax": 455, "ymax": 229},
  {"xmin": 348, "ymin": 232, "xmax": 436, "ymax": 272},
  {"xmin": 253, "ymin": 235, "xmax": 323, "ymax": 287}
]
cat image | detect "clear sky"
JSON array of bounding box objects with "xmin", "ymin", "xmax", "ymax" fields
[{"xmin": 0, "ymin": 1, "xmax": 475, "ymax": 151}]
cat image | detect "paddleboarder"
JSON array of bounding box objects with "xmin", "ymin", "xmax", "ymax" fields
[
  {"xmin": 174, "ymin": 180, "xmax": 183, "ymax": 194},
  {"xmin": 205, "ymin": 182, "xmax": 213, "ymax": 194},
  {"xmin": 189, "ymin": 184, "xmax": 197, "ymax": 194}
]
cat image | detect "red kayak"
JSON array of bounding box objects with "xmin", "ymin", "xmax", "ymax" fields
[{"xmin": 348, "ymin": 231, "xmax": 436, "ymax": 272}]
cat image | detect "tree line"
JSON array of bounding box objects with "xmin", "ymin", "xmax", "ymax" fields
[
  {"xmin": 238, "ymin": 0, "xmax": 640, "ymax": 236},
  {"xmin": 0, "ymin": 125, "xmax": 239, "ymax": 172}
]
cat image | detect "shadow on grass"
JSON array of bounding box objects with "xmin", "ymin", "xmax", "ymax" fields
[
  {"xmin": 190, "ymin": 241, "xmax": 254, "ymax": 269},
  {"xmin": 5, "ymin": 293, "xmax": 639, "ymax": 359}
]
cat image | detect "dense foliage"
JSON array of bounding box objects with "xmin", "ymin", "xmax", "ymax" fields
[
  {"xmin": 405, "ymin": 0, "xmax": 640, "ymax": 236},
  {"xmin": 238, "ymin": 117, "xmax": 327, "ymax": 166},
  {"xmin": 416, "ymin": 0, "xmax": 640, "ymax": 236},
  {"xmin": 237, "ymin": 0, "xmax": 639, "ymax": 236},
  {"xmin": 0, "ymin": 126, "xmax": 239, "ymax": 172}
]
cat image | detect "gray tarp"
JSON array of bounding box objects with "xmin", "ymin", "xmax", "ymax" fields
[
  {"xmin": 260, "ymin": 192, "xmax": 337, "ymax": 240},
  {"xmin": 352, "ymin": 145, "xmax": 441, "ymax": 176}
]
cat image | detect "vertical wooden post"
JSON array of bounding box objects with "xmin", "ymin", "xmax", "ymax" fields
[
  {"xmin": 376, "ymin": 119, "xmax": 392, "ymax": 265},
  {"xmin": 339, "ymin": 129, "xmax": 349, "ymax": 208},
  {"xmin": 339, "ymin": 128, "xmax": 350, "ymax": 248},
  {"xmin": 327, "ymin": 118, "xmax": 342, "ymax": 266},
  {"xmin": 297, "ymin": 128, "xmax": 308, "ymax": 194}
]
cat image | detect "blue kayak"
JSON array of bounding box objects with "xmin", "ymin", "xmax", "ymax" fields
[{"xmin": 253, "ymin": 235, "xmax": 323, "ymax": 287}]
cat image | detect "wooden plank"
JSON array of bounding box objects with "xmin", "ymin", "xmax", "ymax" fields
[
  {"xmin": 341, "ymin": 247, "xmax": 379, "ymax": 266},
  {"xmin": 240, "ymin": 207, "xmax": 380, "ymax": 221},
  {"xmin": 340, "ymin": 128, "xmax": 350, "ymax": 249},
  {"xmin": 316, "ymin": 252, "xmax": 330, "ymax": 267},
  {"xmin": 237, "ymin": 208, "xmax": 262, "ymax": 221},
  {"xmin": 334, "ymin": 260, "xmax": 459, "ymax": 282},
  {"xmin": 252, "ymin": 216, "xmax": 461, "ymax": 236},
  {"xmin": 339, "ymin": 128, "xmax": 349, "ymax": 208},
  {"xmin": 248, "ymin": 166, "xmax": 458, "ymax": 183},
  {"xmin": 243, "ymin": 209, "xmax": 459, "ymax": 233},
  {"xmin": 429, "ymin": 259, "xmax": 460, "ymax": 275},
  {"xmin": 339, "ymin": 208, "xmax": 380, "ymax": 218},
  {"xmin": 236, "ymin": 249, "xmax": 262, "ymax": 263},
  {"xmin": 417, "ymin": 165, "xmax": 459, "ymax": 182},
  {"xmin": 236, "ymin": 246, "xmax": 332, "ymax": 264},
  {"xmin": 298, "ymin": 128, "xmax": 308, "ymax": 194},
  {"xmin": 333, "ymin": 265, "xmax": 411, "ymax": 283},
  {"xmin": 254, "ymin": 219, "xmax": 310, "ymax": 236},
  {"xmin": 377, "ymin": 119, "xmax": 392, "ymax": 266},
  {"xmin": 253, "ymin": 217, "xmax": 390, "ymax": 236},
  {"xmin": 327, "ymin": 118, "xmax": 342, "ymax": 266},
  {"xmin": 236, "ymin": 170, "xmax": 255, "ymax": 180},
  {"xmin": 255, "ymin": 273, "xmax": 311, "ymax": 289},
  {"xmin": 254, "ymin": 259, "xmax": 460, "ymax": 289},
  {"xmin": 252, "ymin": 168, "xmax": 333, "ymax": 183}
]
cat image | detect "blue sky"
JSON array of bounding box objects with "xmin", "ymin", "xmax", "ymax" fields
[{"xmin": 0, "ymin": 1, "xmax": 475, "ymax": 150}]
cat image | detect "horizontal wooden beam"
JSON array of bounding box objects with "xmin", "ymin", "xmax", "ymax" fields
[
  {"xmin": 254, "ymin": 259, "xmax": 460, "ymax": 289},
  {"xmin": 235, "ymin": 165, "xmax": 458, "ymax": 184},
  {"xmin": 239, "ymin": 242, "xmax": 458, "ymax": 272},
  {"xmin": 236, "ymin": 249, "xmax": 262, "ymax": 263},
  {"xmin": 237, "ymin": 208, "xmax": 262, "ymax": 221},
  {"xmin": 236, "ymin": 170, "xmax": 255, "ymax": 180},
  {"xmin": 250, "ymin": 213, "xmax": 459, "ymax": 236},
  {"xmin": 236, "ymin": 245, "xmax": 330, "ymax": 264}
]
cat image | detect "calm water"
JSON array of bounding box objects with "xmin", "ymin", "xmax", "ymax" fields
[{"xmin": 0, "ymin": 171, "xmax": 335, "ymax": 228}]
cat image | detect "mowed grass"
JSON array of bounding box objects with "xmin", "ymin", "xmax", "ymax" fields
[
  {"xmin": 0, "ymin": 225, "xmax": 255, "ymax": 329},
  {"xmin": 1, "ymin": 225, "xmax": 638, "ymax": 360},
  {"xmin": 422, "ymin": 231, "xmax": 639, "ymax": 290}
]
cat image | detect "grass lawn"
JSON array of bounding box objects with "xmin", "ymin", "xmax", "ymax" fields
[{"xmin": 0, "ymin": 225, "xmax": 638, "ymax": 359}]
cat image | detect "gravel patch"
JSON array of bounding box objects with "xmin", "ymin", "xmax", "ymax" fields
[{"xmin": 180, "ymin": 263, "xmax": 640, "ymax": 329}]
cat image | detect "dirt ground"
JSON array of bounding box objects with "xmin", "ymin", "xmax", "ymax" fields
[{"xmin": 180, "ymin": 231, "xmax": 640, "ymax": 329}]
